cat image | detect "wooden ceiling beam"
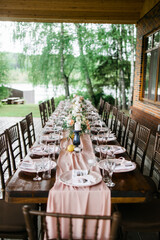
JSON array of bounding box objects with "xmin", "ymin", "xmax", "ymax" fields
[
  {"xmin": 0, "ymin": 10, "xmax": 140, "ymax": 24},
  {"xmin": 0, "ymin": 0, "xmax": 144, "ymax": 12},
  {"xmin": 0, "ymin": 0, "xmax": 158, "ymax": 24}
]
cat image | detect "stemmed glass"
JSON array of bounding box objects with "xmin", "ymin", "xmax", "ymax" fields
[
  {"xmin": 103, "ymin": 159, "xmax": 116, "ymax": 187},
  {"xmin": 33, "ymin": 161, "xmax": 42, "ymax": 181},
  {"xmin": 87, "ymin": 158, "xmax": 98, "ymax": 174}
]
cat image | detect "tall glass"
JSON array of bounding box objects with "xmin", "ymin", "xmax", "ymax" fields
[{"xmin": 103, "ymin": 159, "xmax": 116, "ymax": 187}]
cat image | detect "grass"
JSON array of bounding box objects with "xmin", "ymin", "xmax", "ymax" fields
[{"xmin": 0, "ymin": 104, "xmax": 40, "ymax": 117}]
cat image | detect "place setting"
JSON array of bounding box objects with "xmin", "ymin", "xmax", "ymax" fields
[
  {"xmin": 18, "ymin": 157, "xmax": 57, "ymax": 180},
  {"xmin": 59, "ymin": 158, "xmax": 102, "ymax": 187},
  {"xmin": 94, "ymin": 145, "xmax": 126, "ymax": 160},
  {"xmin": 98, "ymin": 157, "xmax": 136, "ymax": 174}
]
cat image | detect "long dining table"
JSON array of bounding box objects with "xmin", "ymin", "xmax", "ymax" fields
[{"xmin": 5, "ymin": 99, "xmax": 153, "ymax": 205}]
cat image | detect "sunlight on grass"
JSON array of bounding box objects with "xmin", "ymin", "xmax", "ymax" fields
[{"xmin": 0, "ymin": 104, "xmax": 40, "ymax": 117}]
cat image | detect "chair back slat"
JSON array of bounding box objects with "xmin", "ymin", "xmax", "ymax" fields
[
  {"xmin": 149, "ymin": 133, "xmax": 160, "ymax": 191},
  {"xmin": 20, "ymin": 117, "xmax": 30, "ymax": 156},
  {"xmin": 0, "ymin": 132, "xmax": 12, "ymax": 199},
  {"xmin": 133, "ymin": 124, "xmax": 151, "ymax": 173},
  {"xmin": 22, "ymin": 206, "xmax": 121, "ymax": 240},
  {"xmin": 125, "ymin": 118, "xmax": 138, "ymax": 157},
  {"xmin": 26, "ymin": 112, "xmax": 36, "ymax": 147},
  {"xmin": 5, "ymin": 123, "xmax": 22, "ymax": 172},
  {"xmin": 115, "ymin": 110, "xmax": 123, "ymax": 142},
  {"xmin": 43, "ymin": 101, "xmax": 49, "ymax": 124},
  {"xmin": 110, "ymin": 106, "xmax": 118, "ymax": 133},
  {"xmin": 69, "ymin": 216, "xmax": 73, "ymax": 240},
  {"xmin": 102, "ymin": 102, "xmax": 111, "ymax": 127},
  {"xmin": 120, "ymin": 114, "xmax": 129, "ymax": 147},
  {"xmin": 47, "ymin": 100, "xmax": 52, "ymax": 116},
  {"xmin": 94, "ymin": 219, "xmax": 99, "ymax": 240},
  {"xmin": 39, "ymin": 103, "xmax": 45, "ymax": 128},
  {"xmin": 51, "ymin": 97, "xmax": 55, "ymax": 113}
]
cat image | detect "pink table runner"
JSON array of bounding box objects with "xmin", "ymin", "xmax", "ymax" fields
[{"xmin": 46, "ymin": 134, "xmax": 111, "ymax": 239}]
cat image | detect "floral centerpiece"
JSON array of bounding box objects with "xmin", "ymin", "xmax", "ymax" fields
[{"xmin": 62, "ymin": 95, "xmax": 90, "ymax": 138}]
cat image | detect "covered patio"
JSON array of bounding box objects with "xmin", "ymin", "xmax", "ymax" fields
[{"xmin": 0, "ymin": 1, "xmax": 160, "ymax": 240}]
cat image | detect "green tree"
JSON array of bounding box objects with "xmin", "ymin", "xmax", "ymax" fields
[
  {"xmin": 13, "ymin": 22, "xmax": 76, "ymax": 97},
  {"xmin": 0, "ymin": 52, "xmax": 10, "ymax": 100},
  {"xmin": 75, "ymin": 23, "xmax": 96, "ymax": 104}
]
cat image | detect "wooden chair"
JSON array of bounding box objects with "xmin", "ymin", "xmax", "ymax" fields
[
  {"xmin": 133, "ymin": 124, "xmax": 151, "ymax": 173},
  {"xmin": 39, "ymin": 103, "xmax": 45, "ymax": 128},
  {"xmin": 117, "ymin": 133, "xmax": 160, "ymax": 240},
  {"xmin": 98, "ymin": 97, "xmax": 105, "ymax": 116},
  {"xmin": 0, "ymin": 132, "xmax": 28, "ymax": 240},
  {"xmin": 115, "ymin": 110, "xmax": 123, "ymax": 143},
  {"xmin": 26, "ymin": 112, "xmax": 36, "ymax": 147},
  {"xmin": 120, "ymin": 114, "xmax": 129, "ymax": 147},
  {"xmin": 5, "ymin": 123, "xmax": 23, "ymax": 172},
  {"xmin": 110, "ymin": 106, "xmax": 118, "ymax": 133},
  {"xmin": 23, "ymin": 205, "xmax": 120, "ymax": 240},
  {"xmin": 43, "ymin": 101, "xmax": 48, "ymax": 124},
  {"xmin": 47, "ymin": 99, "xmax": 52, "ymax": 116},
  {"xmin": 102, "ymin": 102, "xmax": 111, "ymax": 127},
  {"xmin": 20, "ymin": 117, "xmax": 30, "ymax": 156},
  {"xmin": 125, "ymin": 118, "xmax": 138, "ymax": 158},
  {"xmin": 51, "ymin": 97, "xmax": 55, "ymax": 113}
]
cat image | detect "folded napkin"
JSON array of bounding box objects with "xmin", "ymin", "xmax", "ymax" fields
[
  {"xmin": 72, "ymin": 169, "xmax": 88, "ymax": 177},
  {"xmin": 41, "ymin": 135, "xmax": 59, "ymax": 143},
  {"xmin": 20, "ymin": 160, "xmax": 35, "ymax": 170},
  {"xmin": 43, "ymin": 127, "xmax": 54, "ymax": 133},
  {"xmin": 67, "ymin": 173, "xmax": 96, "ymax": 186},
  {"xmin": 115, "ymin": 161, "xmax": 135, "ymax": 172},
  {"xmin": 107, "ymin": 146, "xmax": 124, "ymax": 155},
  {"xmin": 30, "ymin": 145, "xmax": 54, "ymax": 156}
]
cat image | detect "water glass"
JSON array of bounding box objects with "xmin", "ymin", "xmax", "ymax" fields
[
  {"xmin": 42, "ymin": 158, "xmax": 52, "ymax": 180},
  {"xmin": 87, "ymin": 158, "xmax": 97, "ymax": 173},
  {"xmin": 33, "ymin": 161, "xmax": 42, "ymax": 181},
  {"xmin": 103, "ymin": 159, "xmax": 116, "ymax": 187}
]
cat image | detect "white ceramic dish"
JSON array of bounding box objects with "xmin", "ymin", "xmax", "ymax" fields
[
  {"xmin": 59, "ymin": 170, "xmax": 102, "ymax": 187},
  {"xmin": 19, "ymin": 159, "xmax": 57, "ymax": 173},
  {"xmin": 98, "ymin": 159, "xmax": 136, "ymax": 173},
  {"xmin": 95, "ymin": 145, "xmax": 126, "ymax": 155}
]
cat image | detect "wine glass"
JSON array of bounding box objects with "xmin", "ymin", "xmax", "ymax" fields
[
  {"xmin": 103, "ymin": 159, "xmax": 116, "ymax": 187},
  {"xmin": 87, "ymin": 158, "xmax": 97, "ymax": 173},
  {"xmin": 42, "ymin": 158, "xmax": 52, "ymax": 180},
  {"xmin": 33, "ymin": 161, "xmax": 42, "ymax": 181}
]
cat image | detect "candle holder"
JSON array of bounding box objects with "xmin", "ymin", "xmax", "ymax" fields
[{"xmin": 73, "ymin": 130, "xmax": 81, "ymax": 152}]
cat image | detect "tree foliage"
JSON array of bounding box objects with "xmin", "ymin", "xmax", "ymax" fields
[{"xmin": 13, "ymin": 22, "xmax": 136, "ymax": 107}]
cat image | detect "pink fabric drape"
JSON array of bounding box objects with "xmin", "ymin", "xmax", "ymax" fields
[{"xmin": 46, "ymin": 134, "xmax": 111, "ymax": 240}]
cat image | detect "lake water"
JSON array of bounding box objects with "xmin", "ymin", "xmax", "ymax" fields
[{"xmin": 7, "ymin": 83, "xmax": 115, "ymax": 104}]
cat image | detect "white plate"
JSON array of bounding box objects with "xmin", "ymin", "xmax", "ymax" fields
[
  {"xmin": 41, "ymin": 135, "xmax": 60, "ymax": 143},
  {"xmin": 30, "ymin": 145, "xmax": 56, "ymax": 156},
  {"xmin": 91, "ymin": 136, "xmax": 116, "ymax": 143},
  {"xmin": 98, "ymin": 159, "xmax": 136, "ymax": 173},
  {"xmin": 59, "ymin": 170, "xmax": 102, "ymax": 187},
  {"xmin": 95, "ymin": 145, "xmax": 126, "ymax": 155},
  {"xmin": 19, "ymin": 159, "xmax": 57, "ymax": 173}
]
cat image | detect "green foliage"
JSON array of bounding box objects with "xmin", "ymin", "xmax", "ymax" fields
[
  {"xmin": 0, "ymin": 85, "xmax": 10, "ymax": 100},
  {"xmin": 54, "ymin": 95, "xmax": 66, "ymax": 107},
  {"xmin": 12, "ymin": 22, "xmax": 136, "ymax": 104},
  {"xmin": 103, "ymin": 95, "xmax": 115, "ymax": 105}
]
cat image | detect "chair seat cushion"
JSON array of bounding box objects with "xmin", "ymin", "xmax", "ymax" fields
[{"xmin": 118, "ymin": 199, "xmax": 160, "ymax": 231}]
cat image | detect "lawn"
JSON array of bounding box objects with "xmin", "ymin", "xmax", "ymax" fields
[{"xmin": 0, "ymin": 104, "xmax": 40, "ymax": 117}]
